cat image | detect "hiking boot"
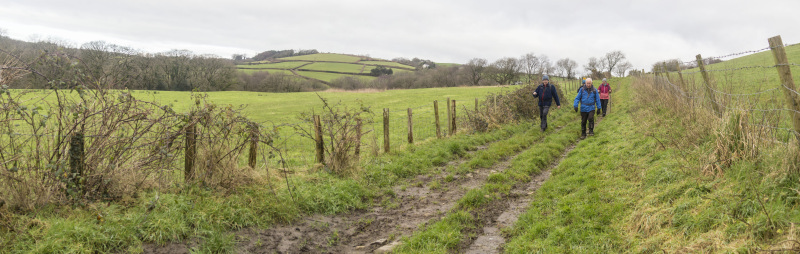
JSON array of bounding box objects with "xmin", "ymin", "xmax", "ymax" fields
[
  {"xmin": 580, "ymin": 133, "xmax": 586, "ymax": 139},
  {"xmin": 588, "ymin": 130, "xmax": 594, "ymax": 136}
]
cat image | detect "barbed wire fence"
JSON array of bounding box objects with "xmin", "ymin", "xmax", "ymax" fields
[{"xmin": 645, "ymin": 35, "xmax": 800, "ymax": 147}]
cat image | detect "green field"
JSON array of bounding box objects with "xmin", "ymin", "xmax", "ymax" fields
[
  {"xmin": 236, "ymin": 61, "xmax": 310, "ymax": 69},
  {"xmin": 296, "ymin": 70, "xmax": 373, "ymax": 83},
  {"xmin": 300, "ymin": 62, "xmax": 367, "ymax": 74},
  {"xmin": 279, "ymin": 53, "xmax": 362, "ymax": 62},
  {"xmin": 359, "ymin": 61, "xmax": 415, "ymax": 69},
  {"xmin": 237, "ymin": 68, "xmax": 297, "ymax": 76}
]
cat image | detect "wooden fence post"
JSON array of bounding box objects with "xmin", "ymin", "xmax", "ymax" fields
[
  {"xmin": 675, "ymin": 62, "xmax": 689, "ymax": 102},
  {"xmin": 185, "ymin": 122, "xmax": 196, "ymax": 183},
  {"xmin": 383, "ymin": 108, "xmax": 390, "ymax": 153},
  {"xmin": 769, "ymin": 35, "xmax": 800, "ymax": 142},
  {"xmin": 314, "ymin": 115, "xmax": 324, "ymax": 164},
  {"xmin": 475, "ymin": 98, "xmax": 479, "ymax": 112},
  {"xmin": 248, "ymin": 123, "xmax": 258, "ymax": 169},
  {"xmin": 446, "ymin": 97, "xmax": 452, "ymax": 136},
  {"xmin": 696, "ymin": 54, "xmax": 722, "ymax": 116},
  {"xmin": 407, "ymin": 108, "xmax": 413, "ymax": 144},
  {"xmin": 69, "ymin": 132, "xmax": 84, "ymax": 194},
  {"xmin": 355, "ymin": 118, "xmax": 362, "ymax": 158},
  {"xmin": 451, "ymin": 100, "xmax": 457, "ymax": 133},
  {"xmin": 434, "ymin": 100, "xmax": 441, "ymax": 139}
]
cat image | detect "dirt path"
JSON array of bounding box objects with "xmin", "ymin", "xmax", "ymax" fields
[
  {"xmin": 462, "ymin": 115, "xmax": 605, "ymax": 254},
  {"xmin": 232, "ymin": 123, "xmax": 576, "ymax": 253},
  {"xmin": 232, "ymin": 133, "xmax": 535, "ymax": 253},
  {"xmin": 464, "ymin": 142, "xmax": 576, "ymax": 254}
]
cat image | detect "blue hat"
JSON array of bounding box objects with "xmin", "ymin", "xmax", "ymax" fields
[{"xmin": 542, "ymin": 75, "xmax": 549, "ymax": 80}]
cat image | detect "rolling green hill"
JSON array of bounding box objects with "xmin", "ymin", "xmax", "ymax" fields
[{"xmin": 236, "ymin": 53, "xmax": 417, "ymax": 84}]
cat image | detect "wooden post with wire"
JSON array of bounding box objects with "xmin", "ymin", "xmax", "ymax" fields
[
  {"xmin": 446, "ymin": 97, "xmax": 452, "ymax": 136},
  {"xmin": 407, "ymin": 108, "xmax": 413, "ymax": 144},
  {"xmin": 768, "ymin": 35, "xmax": 800, "ymax": 142},
  {"xmin": 451, "ymin": 100, "xmax": 457, "ymax": 134},
  {"xmin": 314, "ymin": 115, "xmax": 324, "ymax": 164},
  {"xmin": 184, "ymin": 122, "xmax": 196, "ymax": 183},
  {"xmin": 696, "ymin": 54, "xmax": 722, "ymax": 116},
  {"xmin": 383, "ymin": 108, "xmax": 390, "ymax": 153},
  {"xmin": 355, "ymin": 118, "xmax": 362, "ymax": 158},
  {"xmin": 69, "ymin": 132, "xmax": 85, "ymax": 194},
  {"xmin": 248, "ymin": 123, "xmax": 258, "ymax": 169},
  {"xmin": 675, "ymin": 62, "xmax": 690, "ymax": 103},
  {"xmin": 434, "ymin": 100, "xmax": 441, "ymax": 139}
]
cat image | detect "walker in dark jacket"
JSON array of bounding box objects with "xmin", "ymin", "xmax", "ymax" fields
[
  {"xmin": 532, "ymin": 75, "xmax": 561, "ymax": 131},
  {"xmin": 573, "ymin": 79, "xmax": 602, "ymax": 138}
]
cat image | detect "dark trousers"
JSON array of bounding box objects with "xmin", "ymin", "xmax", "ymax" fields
[
  {"xmin": 580, "ymin": 110, "xmax": 595, "ymax": 134},
  {"xmin": 539, "ymin": 106, "xmax": 550, "ymax": 130},
  {"xmin": 600, "ymin": 99, "xmax": 609, "ymax": 115}
]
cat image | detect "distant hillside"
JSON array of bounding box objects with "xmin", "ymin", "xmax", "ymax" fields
[{"xmin": 235, "ymin": 53, "xmax": 417, "ymax": 84}]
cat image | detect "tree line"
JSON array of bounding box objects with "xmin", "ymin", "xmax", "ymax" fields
[{"xmin": 1, "ymin": 34, "xmax": 635, "ymax": 93}]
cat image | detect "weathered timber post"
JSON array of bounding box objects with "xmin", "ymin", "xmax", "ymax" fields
[
  {"xmin": 407, "ymin": 108, "xmax": 413, "ymax": 144},
  {"xmin": 696, "ymin": 54, "xmax": 722, "ymax": 116},
  {"xmin": 475, "ymin": 98, "xmax": 479, "ymax": 112},
  {"xmin": 675, "ymin": 62, "xmax": 689, "ymax": 102},
  {"xmin": 451, "ymin": 100, "xmax": 457, "ymax": 134},
  {"xmin": 434, "ymin": 100, "xmax": 441, "ymax": 139},
  {"xmin": 446, "ymin": 97, "xmax": 452, "ymax": 136},
  {"xmin": 248, "ymin": 123, "xmax": 258, "ymax": 169},
  {"xmin": 355, "ymin": 118, "xmax": 362, "ymax": 158},
  {"xmin": 185, "ymin": 122, "xmax": 196, "ymax": 183},
  {"xmin": 769, "ymin": 35, "xmax": 800, "ymax": 142},
  {"xmin": 383, "ymin": 108, "xmax": 390, "ymax": 153},
  {"xmin": 69, "ymin": 132, "xmax": 85, "ymax": 194},
  {"xmin": 314, "ymin": 115, "xmax": 324, "ymax": 164}
]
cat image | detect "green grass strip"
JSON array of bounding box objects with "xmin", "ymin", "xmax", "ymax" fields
[{"xmin": 456, "ymin": 108, "xmax": 573, "ymax": 174}]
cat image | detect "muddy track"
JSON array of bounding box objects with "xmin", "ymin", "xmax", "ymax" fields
[
  {"xmin": 232, "ymin": 125, "xmax": 566, "ymax": 254},
  {"xmin": 461, "ymin": 115, "xmax": 606, "ymax": 254}
]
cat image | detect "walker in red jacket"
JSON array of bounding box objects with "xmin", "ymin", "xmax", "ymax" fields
[{"xmin": 598, "ymin": 78, "xmax": 612, "ymax": 117}]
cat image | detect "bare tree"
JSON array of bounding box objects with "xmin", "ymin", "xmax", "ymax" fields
[
  {"xmin": 0, "ymin": 27, "xmax": 7, "ymax": 37},
  {"xmin": 583, "ymin": 57, "xmax": 601, "ymax": 73},
  {"xmin": 464, "ymin": 58, "xmax": 488, "ymax": 86},
  {"xmin": 488, "ymin": 57, "xmax": 521, "ymax": 85},
  {"xmin": 601, "ymin": 50, "xmax": 626, "ymax": 75},
  {"xmin": 520, "ymin": 53, "xmax": 539, "ymax": 83},
  {"xmin": 539, "ymin": 56, "xmax": 554, "ymax": 76},
  {"xmin": 556, "ymin": 58, "xmax": 578, "ymax": 79},
  {"xmin": 614, "ymin": 61, "xmax": 633, "ymax": 77}
]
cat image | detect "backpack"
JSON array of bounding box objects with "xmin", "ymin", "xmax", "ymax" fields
[{"xmin": 580, "ymin": 87, "xmax": 597, "ymax": 105}]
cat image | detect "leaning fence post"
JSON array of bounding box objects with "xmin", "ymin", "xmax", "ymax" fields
[
  {"xmin": 248, "ymin": 123, "xmax": 258, "ymax": 169},
  {"xmin": 446, "ymin": 97, "xmax": 452, "ymax": 136},
  {"xmin": 383, "ymin": 108, "xmax": 390, "ymax": 153},
  {"xmin": 434, "ymin": 100, "xmax": 442, "ymax": 139},
  {"xmin": 69, "ymin": 132, "xmax": 84, "ymax": 195},
  {"xmin": 314, "ymin": 115, "xmax": 324, "ymax": 164},
  {"xmin": 768, "ymin": 35, "xmax": 800, "ymax": 142},
  {"xmin": 675, "ymin": 62, "xmax": 690, "ymax": 103},
  {"xmin": 185, "ymin": 121, "xmax": 196, "ymax": 183},
  {"xmin": 695, "ymin": 54, "xmax": 722, "ymax": 116},
  {"xmin": 407, "ymin": 108, "xmax": 413, "ymax": 144}
]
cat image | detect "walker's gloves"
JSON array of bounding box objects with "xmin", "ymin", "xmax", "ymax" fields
[
  {"xmin": 574, "ymin": 107, "xmax": 578, "ymax": 112},
  {"xmin": 597, "ymin": 110, "xmax": 601, "ymax": 115}
]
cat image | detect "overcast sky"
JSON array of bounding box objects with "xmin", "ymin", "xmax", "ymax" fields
[{"xmin": 2, "ymin": 0, "xmax": 799, "ymax": 73}]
